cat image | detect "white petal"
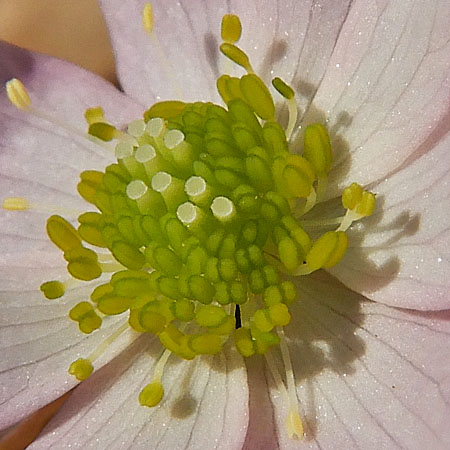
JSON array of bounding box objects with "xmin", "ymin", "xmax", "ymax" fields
[
  {"xmin": 266, "ymin": 274, "xmax": 450, "ymax": 449},
  {"xmin": 29, "ymin": 340, "xmax": 248, "ymax": 450},
  {"xmin": 0, "ymin": 42, "xmax": 145, "ymax": 428},
  {"xmin": 99, "ymin": 0, "xmax": 353, "ymax": 107},
  {"xmin": 302, "ymin": 0, "xmax": 450, "ymax": 193},
  {"xmin": 330, "ymin": 130, "xmax": 450, "ymax": 310}
]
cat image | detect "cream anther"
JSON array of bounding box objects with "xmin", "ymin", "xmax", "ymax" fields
[
  {"xmin": 6, "ymin": 78, "xmax": 31, "ymax": 110},
  {"xmin": 211, "ymin": 196, "xmax": 235, "ymax": 221},
  {"xmin": 278, "ymin": 328, "xmax": 304, "ymax": 439},
  {"xmin": 2, "ymin": 197, "xmax": 29, "ymax": 211},
  {"xmin": 164, "ymin": 129, "xmax": 185, "ymax": 149},
  {"xmin": 126, "ymin": 180, "xmax": 148, "ymax": 200},
  {"xmin": 142, "ymin": 3, "xmax": 154, "ymax": 34},
  {"xmin": 146, "ymin": 117, "xmax": 165, "ymax": 137}
]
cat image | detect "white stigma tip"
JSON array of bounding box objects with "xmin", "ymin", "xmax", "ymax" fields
[
  {"xmin": 177, "ymin": 202, "xmax": 197, "ymax": 224},
  {"xmin": 115, "ymin": 141, "xmax": 134, "ymax": 159},
  {"xmin": 151, "ymin": 171, "xmax": 171, "ymax": 192},
  {"xmin": 211, "ymin": 196, "xmax": 234, "ymax": 220},
  {"xmin": 185, "ymin": 176, "xmax": 207, "ymax": 197},
  {"xmin": 127, "ymin": 119, "xmax": 146, "ymax": 137},
  {"xmin": 146, "ymin": 117, "xmax": 164, "ymax": 137},
  {"xmin": 126, "ymin": 180, "xmax": 148, "ymax": 200},
  {"xmin": 6, "ymin": 78, "xmax": 31, "ymax": 110},
  {"xmin": 142, "ymin": 3, "xmax": 154, "ymax": 34},
  {"xmin": 164, "ymin": 129, "xmax": 184, "ymax": 149},
  {"xmin": 135, "ymin": 144, "xmax": 156, "ymax": 163}
]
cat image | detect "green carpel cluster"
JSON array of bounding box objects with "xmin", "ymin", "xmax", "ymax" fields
[{"xmin": 43, "ymin": 75, "xmax": 350, "ymax": 363}]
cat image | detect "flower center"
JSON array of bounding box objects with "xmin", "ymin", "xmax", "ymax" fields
[{"xmin": 3, "ymin": 6, "xmax": 375, "ymax": 440}]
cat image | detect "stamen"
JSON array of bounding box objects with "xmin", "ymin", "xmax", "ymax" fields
[
  {"xmin": 69, "ymin": 321, "xmax": 129, "ymax": 381},
  {"xmin": 5, "ymin": 79, "xmax": 114, "ymax": 152},
  {"xmin": 2, "ymin": 197, "xmax": 29, "ymax": 211},
  {"xmin": 6, "ymin": 78, "xmax": 31, "ymax": 110},
  {"xmin": 221, "ymin": 14, "xmax": 242, "ymax": 43},
  {"xmin": 84, "ymin": 107, "xmax": 105, "ymax": 125},
  {"xmin": 297, "ymin": 187, "xmax": 317, "ymax": 216},
  {"xmin": 142, "ymin": 3, "xmax": 154, "ymax": 33},
  {"xmin": 277, "ymin": 328, "xmax": 304, "ymax": 439},
  {"xmin": 272, "ymin": 77, "xmax": 297, "ymax": 141},
  {"xmin": 2, "ymin": 197, "xmax": 83, "ymax": 216},
  {"xmin": 139, "ymin": 349, "xmax": 172, "ymax": 407},
  {"xmin": 40, "ymin": 278, "xmax": 79, "ymax": 300},
  {"xmin": 219, "ymin": 43, "xmax": 254, "ymax": 73}
]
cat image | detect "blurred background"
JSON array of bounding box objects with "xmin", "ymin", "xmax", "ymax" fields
[
  {"xmin": 0, "ymin": 1, "xmax": 116, "ymax": 448},
  {"xmin": 0, "ymin": 0, "xmax": 117, "ymax": 83}
]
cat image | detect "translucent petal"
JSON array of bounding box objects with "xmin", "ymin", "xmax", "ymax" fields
[
  {"xmin": 262, "ymin": 274, "xmax": 450, "ymax": 450},
  {"xmin": 98, "ymin": 0, "xmax": 353, "ymax": 106},
  {"xmin": 301, "ymin": 0, "xmax": 450, "ymax": 194},
  {"xmin": 330, "ymin": 131, "xmax": 450, "ymax": 310},
  {"xmin": 29, "ymin": 342, "xmax": 248, "ymax": 450}
]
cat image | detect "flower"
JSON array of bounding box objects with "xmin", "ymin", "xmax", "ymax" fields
[{"xmin": 1, "ymin": 0, "xmax": 450, "ymax": 449}]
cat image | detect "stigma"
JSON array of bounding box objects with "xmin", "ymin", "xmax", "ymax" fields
[{"xmin": 3, "ymin": 6, "xmax": 376, "ymax": 441}]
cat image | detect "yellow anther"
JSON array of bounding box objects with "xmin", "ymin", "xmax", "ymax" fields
[
  {"xmin": 286, "ymin": 409, "xmax": 304, "ymax": 439},
  {"xmin": 306, "ymin": 231, "xmax": 348, "ymax": 270},
  {"xmin": 69, "ymin": 358, "xmax": 94, "ymax": 381},
  {"xmin": 139, "ymin": 381, "xmax": 164, "ymax": 407},
  {"xmin": 84, "ymin": 107, "xmax": 105, "ymax": 125},
  {"xmin": 303, "ymin": 123, "xmax": 332, "ymax": 176},
  {"xmin": 240, "ymin": 73, "xmax": 275, "ymax": 120},
  {"xmin": 342, "ymin": 183, "xmax": 376, "ymax": 217},
  {"xmin": 275, "ymin": 155, "xmax": 315, "ymax": 199},
  {"xmin": 189, "ymin": 334, "xmax": 223, "ymax": 355},
  {"xmin": 2, "ymin": 197, "xmax": 29, "ymax": 211},
  {"xmin": 40, "ymin": 280, "xmax": 65, "ymax": 299},
  {"xmin": 142, "ymin": 3, "xmax": 154, "ymax": 34},
  {"xmin": 221, "ymin": 14, "xmax": 242, "ymax": 43},
  {"xmin": 272, "ymin": 77, "xmax": 295, "ymax": 100},
  {"xmin": 342, "ymin": 182, "xmax": 363, "ymax": 210},
  {"xmin": 46, "ymin": 215, "xmax": 82, "ymax": 252},
  {"xmin": 356, "ymin": 191, "xmax": 376, "ymax": 217},
  {"xmin": 219, "ymin": 43, "xmax": 253, "ymax": 73},
  {"xmin": 6, "ymin": 78, "xmax": 31, "ymax": 110},
  {"xmin": 234, "ymin": 327, "xmax": 255, "ymax": 357},
  {"xmin": 88, "ymin": 122, "xmax": 118, "ymax": 142}
]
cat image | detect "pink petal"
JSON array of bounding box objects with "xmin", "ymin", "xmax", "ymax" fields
[
  {"xmin": 330, "ymin": 130, "xmax": 450, "ymax": 310},
  {"xmin": 264, "ymin": 274, "xmax": 450, "ymax": 450},
  {"xmin": 0, "ymin": 42, "xmax": 145, "ymax": 428},
  {"xmin": 29, "ymin": 342, "xmax": 248, "ymax": 450},
  {"xmin": 99, "ymin": 0, "xmax": 353, "ymax": 107},
  {"xmin": 303, "ymin": 0, "xmax": 450, "ymax": 194},
  {"xmin": 0, "ymin": 259, "xmax": 133, "ymax": 429}
]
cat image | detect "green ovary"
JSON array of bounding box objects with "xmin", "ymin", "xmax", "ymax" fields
[{"xmin": 38, "ymin": 14, "xmax": 376, "ymax": 409}]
